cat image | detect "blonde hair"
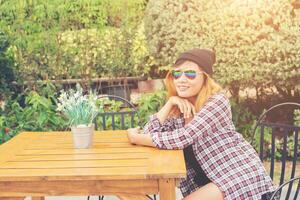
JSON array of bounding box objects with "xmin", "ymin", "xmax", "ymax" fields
[{"xmin": 165, "ymin": 70, "xmax": 222, "ymax": 117}]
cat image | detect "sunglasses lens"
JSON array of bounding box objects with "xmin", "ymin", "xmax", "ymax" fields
[
  {"xmin": 171, "ymin": 69, "xmax": 199, "ymax": 79},
  {"xmin": 172, "ymin": 70, "xmax": 182, "ymax": 79},
  {"xmin": 185, "ymin": 70, "xmax": 197, "ymax": 79}
]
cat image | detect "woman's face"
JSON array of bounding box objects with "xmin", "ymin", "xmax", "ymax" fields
[{"xmin": 172, "ymin": 61, "xmax": 205, "ymax": 102}]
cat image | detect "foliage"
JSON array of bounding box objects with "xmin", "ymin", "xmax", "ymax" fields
[
  {"xmin": 95, "ymin": 97, "xmax": 139, "ymax": 130},
  {"xmin": 0, "ymin": 87, "xmax": 67, "ymax": 144},
  {"xmin": 23, "ymin": 91, "xmax": 66, "ymax": 130},
  {"xmin": 230, "ymin": 98, "xmax": 256, "ymax": 141},
  {"xmin": 145, "ymin": 0, "xmax": 300, "ymax": 100},
  {"xmin": 94, "ymin": 91, "xmax": 166, "ymax": 130},
  {"xmin": 137, "ymin": 90, "xmax": 167, "ymax": 126},
  {"xmin": 295, "ymin": 109, "xmax": 300, "ymax": 126},
  {"xmin": 131, "ymin": 22, "xmax": 156, "ymax": 77},
  {"xmin": 252, "ymin": 126, "xmax": 300, "ymax": 161},
  {"xmin": 0, "ymin": 86, "xmax": 163, "ymax": 144},
  {"xmin": 0, "ymin": 114, "xmax": 14, "ymax": 144},
  {"xmin": 251, "ymin": 105, "xmax": 300, "ymax": 161},
  {"xmin": 0, "ymin": 0, "xmax": 150, "ymax": 81},
  {"xmin": 0, "ymin": 116, "xmax": 6, "ymax": 143},
  {"xmin": 57, "ymin": 84, "xmax": 98, "ymax": 127},
  {"xmin": 58, "ymin": 24, "xmax": 153, "ymax": 79},
  {"xmin": 0, "ymin": 31, "xmax": 15, "ymax": 100}
]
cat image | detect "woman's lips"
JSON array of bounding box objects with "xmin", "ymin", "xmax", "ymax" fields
[{"xmin": 176, "ymin": 85, "xmax": 189, "ymax": 91}]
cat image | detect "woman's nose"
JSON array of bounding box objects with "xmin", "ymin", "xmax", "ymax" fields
[{"xmin": 177, "ymin": 74, "xmax": 188, "ymax": 82}]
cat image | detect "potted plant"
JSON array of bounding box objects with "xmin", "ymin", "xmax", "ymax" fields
[{"xmin": 57, "ymin": 84, "xmax": 98, "ymax": 149}]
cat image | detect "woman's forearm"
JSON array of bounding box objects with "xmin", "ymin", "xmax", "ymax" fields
[
  {"xmin": 128, "ymin": 132, "xmax": 156, "ymax": 147},
  {"xmin": 127, "ymin": 99, "xmax": 175, "ymax": 148},
  {"xmin": 156, "ymin": 100, "xmax": 173, "ymax": 124}
]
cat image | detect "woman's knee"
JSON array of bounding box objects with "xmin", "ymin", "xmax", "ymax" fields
[{"xmin": 183, "ymin": 183, "xmax": 224, "ymax": 200}]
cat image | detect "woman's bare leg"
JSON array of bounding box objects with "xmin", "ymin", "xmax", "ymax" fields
[{"xmin": 183, "ymin": 182, "xmax": 224, "ymax": 200}]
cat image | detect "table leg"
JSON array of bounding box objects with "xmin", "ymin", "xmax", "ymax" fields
[
  {"xmin": 159, "ymin": 178, "xmax": 176, "ymax": 200},
  {"xmin": 32, "ymin": 197, "xmax": 45, "ymax": 200}
]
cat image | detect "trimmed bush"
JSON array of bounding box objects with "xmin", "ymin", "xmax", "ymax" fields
[{"xmin": 145, "ymin": 0, "xmax": 300, "ymax": 100}]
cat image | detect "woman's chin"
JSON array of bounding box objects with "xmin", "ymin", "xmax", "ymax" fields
[{"xmin": 177, "ymin": 92, "xmax": 192, "ymax": 98}]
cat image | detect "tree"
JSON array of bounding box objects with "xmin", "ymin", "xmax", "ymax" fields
[
  {"xmin": 145, "ymin": 0, "xmax": 300, "ymax": 101},
  {"xmin": 0, "ymin": 0, "xmax": 150, "ymax": 82}
]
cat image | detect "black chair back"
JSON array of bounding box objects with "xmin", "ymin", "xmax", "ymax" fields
[
  {"xmin": 270, "ymin": 176, "xmax": 300, "ymax": 200},
  {"xmin": 251, "ymin": 102, "xmax": 300, "ymax": 199},
  {"xmin": 95, "ymin": 94, "xmax": 138, "ymax": 130}
]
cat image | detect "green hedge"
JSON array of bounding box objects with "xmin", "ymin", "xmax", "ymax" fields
[
  {"xmin": 0, "ymin": 0, "xmax": 151, "ymax": 81},
  {"xmin": 145, "ymin": 0, "xmax": 300, "ymax": 100}
]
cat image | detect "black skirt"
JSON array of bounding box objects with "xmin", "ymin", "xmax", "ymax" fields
[{"xmin": 183, "ymin": 145, "xmax": 211, "ymax": 186}]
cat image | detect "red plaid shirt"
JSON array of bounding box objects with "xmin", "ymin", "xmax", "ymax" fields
[{"xmin": 144, "ymin": 92, "xmax": 276, "ymax": 199}]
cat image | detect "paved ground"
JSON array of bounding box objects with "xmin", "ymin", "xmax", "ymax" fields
[{"xmin": 24, "ymin": 188, "xmax": 183, "ymax": 200}]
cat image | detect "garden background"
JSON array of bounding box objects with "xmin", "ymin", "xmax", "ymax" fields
[{"xmin": 0, "ymin": 0, "xmax": 300, "ymax": 177}]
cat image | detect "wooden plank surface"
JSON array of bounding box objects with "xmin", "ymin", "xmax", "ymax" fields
[
  {"xmin": 0, "ymin": 131, "xmax": 186, "ymax": 182},
  {"xmin": 0, "ymin": 179, "xmax": 158, "ymax": 196},
  {"xmin": 32, "ymin": 198, "xmax": 44, "ymax": 200}
]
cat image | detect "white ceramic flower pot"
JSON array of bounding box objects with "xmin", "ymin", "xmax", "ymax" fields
[{"xmin": 71, "ymin": 124, "xmax": 94, "ymax": 149}]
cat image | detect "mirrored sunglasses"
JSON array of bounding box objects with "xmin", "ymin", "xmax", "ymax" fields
[{"xmin": 171, "ymin": 70, "xmax": 203, "ymax": 80}]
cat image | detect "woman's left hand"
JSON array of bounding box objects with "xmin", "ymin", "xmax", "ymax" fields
[
  {"xmin": 127, "ymin": 128, "xmax": 156, "ymax": 147},
  {"xmin": 127, "ymin": 128, "xmax": 140, "ymax": 144}
]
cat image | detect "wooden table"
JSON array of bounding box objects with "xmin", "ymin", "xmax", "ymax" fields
[{"xmin": 0, "ymin": 131, "xmax": 186, "ymax": 200}]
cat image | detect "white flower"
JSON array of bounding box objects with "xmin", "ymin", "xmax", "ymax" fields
[
  {"xmin": 56, "ymin": 102, "xmax": 63, "ymax": 112},
  {"xmin": 56, "ymin": 84, "xmax": 98, "ymax": 127}
]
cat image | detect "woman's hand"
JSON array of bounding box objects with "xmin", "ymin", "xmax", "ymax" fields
[
  {"xmin": 168, "ymin": 96, "xmax": 196, "ymax": 119},
  {"xmin": 127, "ymin": 128, "xmax": 140, "ymax": 144},
  {"xmin": 156, "ymin": 96, "xmax": 196, "ymax": 124},
  {"xmin": 127, "ymin": 128, "xmax": 156, "ymax": 147}
]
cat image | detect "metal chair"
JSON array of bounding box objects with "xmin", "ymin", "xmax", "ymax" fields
[
  {"xmin": 270, "ymin": 176, "xmax": 300, "ymax": 200},
  {"xmin": 89, "ymin": 95, "xmax": 156, "ymax": 200},
  {"xmin": 100, "ymin": 84, "xmax": 131, "ymax": 101},
  {"xmin": 251, "ymin": 102, "xmax": 300, "ymax": 199},
  {"xmin": 95, "ymin": 94, "xmax": 138, "ymax": 130}
]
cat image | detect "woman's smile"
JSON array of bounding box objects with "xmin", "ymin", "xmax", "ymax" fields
[{"xmin": 176, "ymin": 84, "xmax": 190, "ymax": 91}]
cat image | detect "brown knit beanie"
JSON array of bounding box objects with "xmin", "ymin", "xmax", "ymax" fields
[{"xmin": 174, "ymin": 48, "xmax": 215, "ymax": 76}]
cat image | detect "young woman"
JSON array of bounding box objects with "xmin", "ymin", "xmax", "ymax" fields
[{"xmin": 127, "ymin": 48, "xmax": 277, "ymax": 200}]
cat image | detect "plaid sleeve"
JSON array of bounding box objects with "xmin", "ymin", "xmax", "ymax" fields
[
  {"xmin": 146, "ymin": 92, "xmax": 232, "ymax": 149},
  {"xmin": 143, "ymin": 115, "xmax": 177, "ymax": 133}
]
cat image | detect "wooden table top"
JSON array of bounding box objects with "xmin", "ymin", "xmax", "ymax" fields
[{"xmin": 0, "ymin": 131, "xmax": 186, "ymax": 182}]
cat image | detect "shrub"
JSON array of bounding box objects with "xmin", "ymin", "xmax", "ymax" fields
[
  {"xmin": 137, "ymin": 90, "xmax": 167, "ymax": 126},
  {"xmin": 58, "ymin": 25, "xmax": 153, "ymax": 79},
  {"xmin": 0, "ymin": 83, "xmax": 67, "ymax": 144},
  {"xmin": 144, "ymin": 0, "xmax": 300, "ymax": 100},
  {"xmin": 0, "ymin": 31, "xmax": 15, "ymax": 100},
  {"xmin": 0, "ymin": 0, "xmax": 149, "ymax": 81},
  {"xmin": 230, "ymin": 98, "xmax": 256, "ymax": 142}
]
